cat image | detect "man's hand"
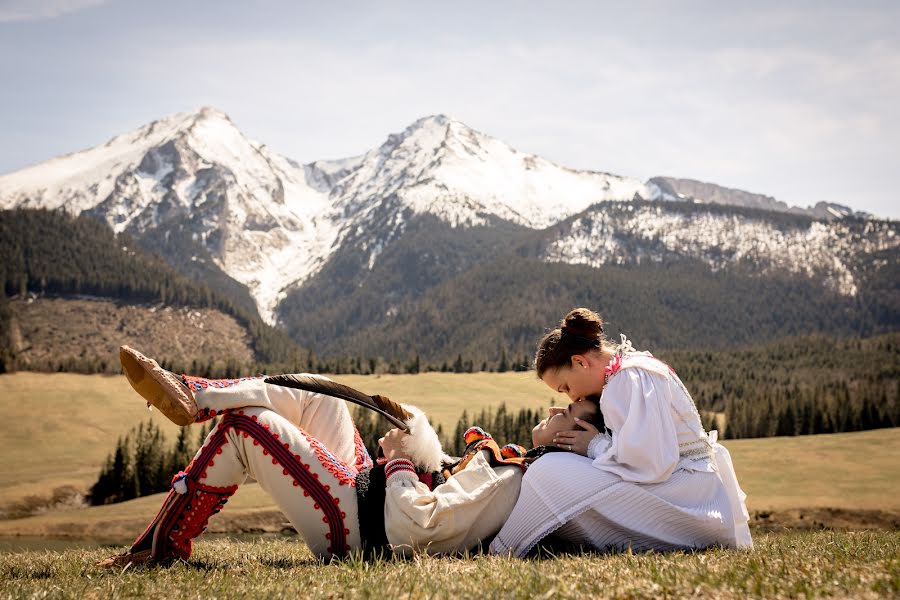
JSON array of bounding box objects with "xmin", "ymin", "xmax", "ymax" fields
[
  {"xmin": 553, "ymin": 418, "xmax": 600, "ymax": 456},
  {"xmin": 379, "ymin": 428, "xmax": 412, "ymax": 462}
]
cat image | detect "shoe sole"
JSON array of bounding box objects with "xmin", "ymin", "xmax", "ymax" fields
[{"xmin": 119, "ymin": 346, "xmax": 198, "ymax": 426}]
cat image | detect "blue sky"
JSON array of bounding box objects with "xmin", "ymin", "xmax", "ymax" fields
[{"xmin": 1, "ymin": 1, "xmax": 898, "ymax": 218}]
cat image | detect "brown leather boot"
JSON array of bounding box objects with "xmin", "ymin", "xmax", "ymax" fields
[
  {"xmin": 95, "ymin": 548, "xmax": 154, "ymax": 569},
  {"xmin": 120, "ymin": 345, "xmax": 198, "ymax": 426}
]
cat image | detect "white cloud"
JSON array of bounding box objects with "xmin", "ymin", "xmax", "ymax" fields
[{"xmin": 0, "ymin": 0, "xmax": 107, "ymax": 23}]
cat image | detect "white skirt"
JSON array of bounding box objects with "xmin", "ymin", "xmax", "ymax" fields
[{"xmin": 490, "ymin": 450, "xmax": 752, "ymax": 556}]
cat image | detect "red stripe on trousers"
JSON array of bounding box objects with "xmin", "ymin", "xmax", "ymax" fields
[{"xmin": 155, "ymin": 413, "xmax": 348, "ymax": 558}]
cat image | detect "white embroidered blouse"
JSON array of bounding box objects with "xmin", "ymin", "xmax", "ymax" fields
[{"xmin": 489, "ymin": 341, "xmax": 753, "ymax": 556}]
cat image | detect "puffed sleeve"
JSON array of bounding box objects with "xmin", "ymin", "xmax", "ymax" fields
[
  {"xmin": 591, "ymin": 368, "xmax": 680, "ymax": 483},
  {"xmin": 383, "ymin": 451, "xmax": 523, "ymax": 556}
]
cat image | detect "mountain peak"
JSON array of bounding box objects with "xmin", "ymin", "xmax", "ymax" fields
[
  {"xmin": 378, "ymin": 113, "xmax": 492, "ymax": 161},
  {"xmin": 192, "ymin": 105, "xmax": 230, "ymax": 120},
  {"xmin": 408, "ymin": 113, "xmax": 453, "ymax": 130},
  {"xmin": 135, "ymin": 106, "xmax": 235, "ymax": 141}
]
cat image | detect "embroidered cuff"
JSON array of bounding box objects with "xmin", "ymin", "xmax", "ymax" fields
[
  {"xmin": 385, "ymin": 459, "xmax": 418, "ymax": 484},
  {"xmin": 587, "ymin": 433, "xmax": 609, "ymax": 460}
]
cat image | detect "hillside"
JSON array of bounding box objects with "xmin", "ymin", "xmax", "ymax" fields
[
  {"xmin": 0, "ymin": 209, "xmax": 305, "ymax": 373},
  {"xmin": 279, "ymin": 209, "xmax": 899, "ymax": 364},
  {"xmin": 8, "ymin": 296, "xmax": 254, "ymax": 374}
]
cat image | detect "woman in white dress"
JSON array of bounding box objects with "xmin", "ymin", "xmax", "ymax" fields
[{"xmin": 489, "ymin": 307, "xmax": 753, "ymax": 556}]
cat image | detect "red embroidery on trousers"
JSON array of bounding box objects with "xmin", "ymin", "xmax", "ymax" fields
[
  {"xmin": 167, "ymin": 480, "xmax": 237, "ymax": 560},
  {"xmin": 153, "ymin": 413, "xmax": 350, "ymax": 558}
]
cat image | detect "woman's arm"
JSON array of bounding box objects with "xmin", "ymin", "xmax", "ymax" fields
[{"xmin": 589, "ymin": 368, "xmax": 680, "ymax": 483}]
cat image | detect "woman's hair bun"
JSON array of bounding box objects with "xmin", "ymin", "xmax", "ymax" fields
[{"xmin": 560, "ymin": 307, "xmax": 603, "ymax": 339}]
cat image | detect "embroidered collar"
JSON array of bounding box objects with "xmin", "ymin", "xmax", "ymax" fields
[{"xmin": 603, "ymin": 334, "xmax": 634, "ymax": 385}]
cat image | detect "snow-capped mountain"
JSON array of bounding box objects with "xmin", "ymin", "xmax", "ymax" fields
[
  {"xmin": 0, "ymin": 108, "xmax": 658, "ymax": 322},
  {"xmin": 0, "ymin": 107, "xmax": 351, "ymax": 322},
  {"xmin": 650, "ymin": 176, "xmax": 870, "ymax": 221},
  {"xmin": 333, "ymin": 114, "xmax": 656, "ymax": 229},
  {"xmin": 544, "ymin": 203, "xmax": 898, "ymax": 297}
]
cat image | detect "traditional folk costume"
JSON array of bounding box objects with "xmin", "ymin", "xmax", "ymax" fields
[
  {"xmin": 118, "ymin": 371, "xmax": 529, "ymax": 562},
  {"xmin": 489, "ymin": 338, "xmax": 754, "ymax": 556}
]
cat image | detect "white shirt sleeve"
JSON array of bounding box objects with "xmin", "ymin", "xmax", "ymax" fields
[
  {"xmin": 591, "ymin": 368, "xmax": 680, "ymax": 483},
  {"xmin": 383, "ymin": 450, "xmax": 523, "ymax": 556}
]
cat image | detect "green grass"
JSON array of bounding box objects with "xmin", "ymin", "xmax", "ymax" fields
[{"xmin": 0, "ymin": 531, "xmax": 897, "ymax": 599}]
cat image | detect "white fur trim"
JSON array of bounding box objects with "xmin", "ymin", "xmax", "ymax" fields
[
  {"xmin": 399, "ymin": 403, "xmax": 452, "ymax": 472},
  {"xmin": 173, "ymin": 477, "xmax": 188, "ymax": 495}
]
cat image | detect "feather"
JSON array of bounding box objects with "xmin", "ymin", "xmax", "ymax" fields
[{"xmin": 264, "ymin": 374, "xmax": 412, "ymax": 430}]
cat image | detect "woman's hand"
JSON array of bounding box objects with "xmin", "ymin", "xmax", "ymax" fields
[
  {"xmin": 552, "ymin": 417, "xmax": 600, "ymax": 456},
  {"xmin": 378, "ymin": 428, "xmax": 412, "ymax": 462}
]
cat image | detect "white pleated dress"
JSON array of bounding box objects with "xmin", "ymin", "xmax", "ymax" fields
[{"xmin": 489, "ymin": 346, "xmax": 753, "ymax": 557}]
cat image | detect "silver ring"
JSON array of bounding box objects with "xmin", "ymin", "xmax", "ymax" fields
[{"xmin": 568, "ymin": 444, "xmax": 573, "ymax": 450}]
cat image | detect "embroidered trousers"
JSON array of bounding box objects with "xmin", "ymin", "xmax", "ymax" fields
[{"xmin": 131, "ymin": 376, "xmax": 372, "ymax": 561}]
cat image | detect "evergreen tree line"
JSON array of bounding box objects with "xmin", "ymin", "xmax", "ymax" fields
[
  {"xmin": 665, "ymin": 333, "xmax": 899, "ymax": 438},
  {"xmin": 278, "ymin": 208, "xmax": 899, "ymax": 365},
  {"xmin": 0, "ymin": 208, "xmax": 303, "ymax": 373},
  {"xmin": 89, "ymin": 419, "xmax": 217, "ymax": 505},
  {"xmin": 721, "ymin": 380, "xmax": 898, "ymax": 439}
]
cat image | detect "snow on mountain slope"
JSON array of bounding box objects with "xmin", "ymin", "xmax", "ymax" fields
[
  {"xmin": 544, "ymin": 203, "xmax": 899, "ymax": 296},
  {"xmin": 1, "ymin": 108, "xmax": 890, "ymax": 326},
  {"xmin": 0, "ymin": 109, "xmax": 663, "ymax": 323},
  {"xmin": 335, "ymin": 115, "xmax": 657, "ymax": 229},
  {"xmin": 0, "ymin": 107, "xmax": 348, "ymax": 323}
]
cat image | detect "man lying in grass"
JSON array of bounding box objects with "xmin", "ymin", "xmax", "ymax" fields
[{"xmin": 99, "ymin": 346, "xmax": 601, "ymax": 566}]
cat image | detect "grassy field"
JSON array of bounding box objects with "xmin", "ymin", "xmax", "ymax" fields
[
  {"xmin": 1, "ymin": 372, "xmax": 899, "ymax": 540},
  {"xmin": 0, "ymin": 371, "xmax": 554, "ymax": 507},
  {"xmin": 1, "ymin": 531, "xmax": 897, "ymax": 599},
  {"xmin": 2, "ymin": 372, "xmax": 899, "ymax": 599}
]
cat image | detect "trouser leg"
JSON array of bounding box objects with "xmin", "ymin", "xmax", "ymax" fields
[
  {"xmin": 129, "ymin": 407, "xmax": 362, "ymax": 561},
  {"xmin": 184, "ymin": 374, "xmax": 373, "ymax": 471}
]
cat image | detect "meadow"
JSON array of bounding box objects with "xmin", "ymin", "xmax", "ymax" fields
[{"xmin": 1, "ymin": 372, "xmax": 898, "ymax": 598}]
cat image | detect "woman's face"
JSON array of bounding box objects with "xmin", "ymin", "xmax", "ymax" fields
[
  {"xmin": 531, "ymin": 400, "xmax": 599, "ymax": 447},
  {"xmin": 540, "ymin": 353, "xmax": 605, "ymax": 403}
]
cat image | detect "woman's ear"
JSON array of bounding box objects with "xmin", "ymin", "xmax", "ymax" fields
[{"xmin": 571, "ymin": 354, "xmax": 588, "ymax": 370}]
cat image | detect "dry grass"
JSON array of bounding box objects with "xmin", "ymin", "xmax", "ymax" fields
[
  {"xmin": 9, "ymin": 296, "xmax": 255, "ymax": 372},
  {"xmin": 0, "ymin": 372, "xmax": 185, "ymax": 507},
  {"xmin": 1, "ymin": 531, "xmax": 898, "ymax": 599},
  {"xmin": 1, "ymin": 372, "xmax": 899, "ymax": 541},
  {"xmin": 0, "ymin": 371, "xmax": 551, "ymax": 505},
  {"xmin": 722, "ymin": 428, "xmax": 900, "ymax": 511}
]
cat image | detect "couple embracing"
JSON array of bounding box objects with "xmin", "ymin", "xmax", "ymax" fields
[{"xmin": 99, "ymin": 307, "xmax": 752, "ymax": 567}]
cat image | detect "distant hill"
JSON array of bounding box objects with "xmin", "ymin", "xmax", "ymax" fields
[
  {"xmin": 649, "ymin": 176, "xmax": 868, "ymax": 219},
  {"xmin": 7, "ymin": 296, "xmax": 255, "ymax": 375},
  {"xmin": 0, "ymin": 209, "xmax": 305, "ymax": 374}
]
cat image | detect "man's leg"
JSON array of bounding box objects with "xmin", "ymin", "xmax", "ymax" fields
[
  {"xmin": 121, "ymin": 407, "xmax": 362, "ymax": 563},
  {"xmin": 185, "ymin": 375, "xmax": 373, "ymax": 472}
]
